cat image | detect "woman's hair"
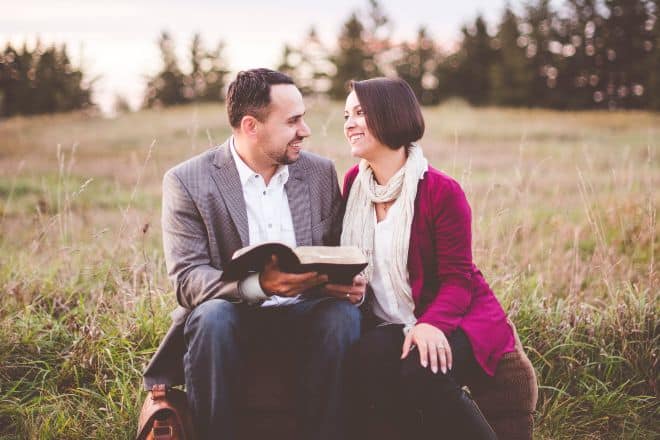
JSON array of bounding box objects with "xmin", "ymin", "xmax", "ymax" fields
[{"xmin": 351, "ymin": 77, "xmax": 425, "ymax": 150}]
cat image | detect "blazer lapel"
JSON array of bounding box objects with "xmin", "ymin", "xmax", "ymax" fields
[
  {"xmin": 211, "ymin": 140, "xmax": 249, "ymax": 247},
  {"xmin": 285, "ymin": 160, "xmax": 312, "ymax": 246}
]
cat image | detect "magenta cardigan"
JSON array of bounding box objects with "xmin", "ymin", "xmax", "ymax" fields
[{"xmin": 343, "ymin": 165, "xmax": 515, "ymax": 376}]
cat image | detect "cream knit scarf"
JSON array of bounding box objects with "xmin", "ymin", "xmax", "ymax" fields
[{"xmin": 341, "ymin": 144, "xmax": 428, "ymax": 308}]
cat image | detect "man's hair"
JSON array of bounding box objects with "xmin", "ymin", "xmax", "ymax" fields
[
  {"xmin": 226, "ymin": 68, "xmax": 295, "ymax": 128},
  {"xmin": 351, "ymin": 78, "xmax": 425, "ymax": 150}
]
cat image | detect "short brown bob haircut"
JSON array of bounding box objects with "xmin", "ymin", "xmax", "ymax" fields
[{"xmin": 351, "ymin": 77, "xmax": 425, "ymax": 151}]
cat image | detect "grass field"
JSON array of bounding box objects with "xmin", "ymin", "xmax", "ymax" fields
[{"xmin": 0, "ymin": 100, "xmax": 658, "ymax": 439}]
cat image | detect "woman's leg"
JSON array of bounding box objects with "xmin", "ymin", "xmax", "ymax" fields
[
  {"xmin": 399, "ymin": 328, "xmax": 497, "ymax": 439},
  {"xmin": 344, "ymin": 324, "xmax": 410, "ymax": 440}
]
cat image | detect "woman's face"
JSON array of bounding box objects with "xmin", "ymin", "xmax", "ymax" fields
[{"xmin": 343, "ymin": 91, "xmax": 387, "ymax": 160}]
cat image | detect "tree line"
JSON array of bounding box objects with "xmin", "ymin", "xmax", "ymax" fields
[
  {"xmin": 1, "ymin": 0, "xmax": 658, "ymax": 116},
  {"xmin": 0, "ymin": 42, "xmax": 93, "ymax": 117},
  {"xmin": 281, "ymin": 0, "xmax": 659, "ymax": 110}
]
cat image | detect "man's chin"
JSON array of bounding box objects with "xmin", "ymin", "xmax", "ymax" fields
[{"xmin": 283, "ymin": 149, "xmax": 301, "ymax": 164}]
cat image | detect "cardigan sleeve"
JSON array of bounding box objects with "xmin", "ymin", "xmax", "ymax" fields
[{"xmin": 416, "ymin": 179, "xmax": 474, "ymax": 335}]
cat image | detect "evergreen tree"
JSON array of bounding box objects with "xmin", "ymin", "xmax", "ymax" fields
[
  {"xmin": 0, "ymin": 41, "xmax": 92, "ymax": 117},
  {"xmin": 189, "ymin": 33, "xmax": 204, "ymax": 100},
  {"xmin": 520, "ymin": 0, "xmax": 563, "ymax": 107},
  {"xmin": 113, "ymin": 94, "xmax": 132, "ymax": 114},
  {"xmin": 645, "ymin": 0, "xmax": 660, "ymax": 109},
  {"xmin": 189, "ymin": 33, "xmax": 228, "ymax": 102},
  {"xmin": 276, "ymin": 27, "xmax": 334, "ymax": 95},
  {"xmin": 329, "ymin": 13, "xmax": 372, "ymax": 98},
  {"xmin": 442, "ymin": 15, "xmax": 496, "ymax": 105},
  {"xmin": 600, "ymin": 0, "xmax": 655, "ymax": 108},
  {"xmin": 144, "ymin": 32, "xmax": 228, "ymax": 107},
  {"xmin": 143, "ymin": 31, "xmax": 187, "ymax": 107},
  {"xmin": 554, "ymin": 0, "xmax": 606, "ymax": 109},
  {"xmin": 490, "ymin": 5, "xmax": 534, "ymax": 106},
  {"xmin": 395, "ymin": 27, "xmax": 440, "ymax": 105},
  {"xmin": 0, "ymin": 45, "xmax": 23, "ymax": 115},
  {"xmin": 362, "ymin": 0, "xmax": 393, "ymax": 75},
  {"xmin": 364, "ymin": 0, "xmax": 391, "ymax": 40},
  {"xmin": 277, "ymin": 44, "xmax": 298, "ymax": 79},
  {"xmin": 433, "ymin": 51, "xmax": 463, "ymax": 103},
  {"xmin": 201, "ymin": 41, "xmax": 229, "ymax": 102},
  {"xmin": 329, "ymin": 1, "xmax": 393, "ymax": 98}
]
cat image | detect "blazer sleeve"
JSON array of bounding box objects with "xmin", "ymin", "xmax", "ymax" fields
[
  {"xmin": 416, "ymin": 179, "xmax": 474, "ymax": 335},
  {"xmin": 161, "ymin": 170, "xmax": 241, "ymax": 309}
]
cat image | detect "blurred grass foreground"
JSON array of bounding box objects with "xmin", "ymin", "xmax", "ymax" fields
[{"xmin": 0, "ymin": 101, "xmax": 658, "ymax": 439}]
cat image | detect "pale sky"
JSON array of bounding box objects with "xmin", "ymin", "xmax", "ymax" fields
[{"xmin": 1, "ymin": 0, "xmax": 551, "ymax": 112}]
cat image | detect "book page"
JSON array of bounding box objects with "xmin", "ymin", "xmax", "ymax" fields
[{"xmin": 293, "ymin": 246, "xmax": 366, "ymax": 265}]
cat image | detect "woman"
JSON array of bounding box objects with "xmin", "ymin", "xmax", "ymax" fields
[{"xmin": 341, "ymin": 78, "xmax": 515, "ymax": 439}]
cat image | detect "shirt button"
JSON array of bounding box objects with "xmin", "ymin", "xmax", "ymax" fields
[
  {"xmin": 263, "ymin": 191, "xmax": 267, "ymax": 195},
  {"xmin": 268, "ymin": 224, "xmax": 272, "ymax": 228}
]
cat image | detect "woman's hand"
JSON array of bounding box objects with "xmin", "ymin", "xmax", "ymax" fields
[
  {"xmin": 401, "ymin": 323, "xmax": 453, "ymax": 374},
  {"xmin": 321, "ymin": 275, "xmax": 366, "ymax": 305}
]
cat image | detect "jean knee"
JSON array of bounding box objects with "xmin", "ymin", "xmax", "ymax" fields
[
  {"xmin": 321, "ymin": 299, "xmax": 361, "ymax": 336},
  {"xmin": 308, "ymin": 299, "xmax": 361, "ymax": 349},
  {"xmin": 185, "ymin": 299, "xmax": 240, "ymax": 340}
]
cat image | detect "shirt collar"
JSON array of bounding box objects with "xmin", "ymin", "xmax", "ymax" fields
[{"xmin": 230, "ymin": 136, "xmax": 289, "ymax": 187}]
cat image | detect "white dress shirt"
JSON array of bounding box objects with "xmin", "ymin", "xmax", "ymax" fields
[
  {"xmin": 230, "ymin": 137, "xmax": 301, "ymax": 307},
  {"xmin": 369, "ymin": 210, "xmax": 417, "ymax": 330}
]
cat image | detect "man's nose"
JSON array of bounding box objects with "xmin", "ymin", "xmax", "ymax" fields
[{"xmin": 299, "ymin": 120, "xmax": 311, "ymax": 137}]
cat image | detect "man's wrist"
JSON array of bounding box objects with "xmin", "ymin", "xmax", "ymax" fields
[{"xmin": 239, "ymin": 273, "xmax": 269, "ymax": 304}]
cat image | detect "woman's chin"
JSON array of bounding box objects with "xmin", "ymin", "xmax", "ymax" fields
[{"xmin": 350, "ymin": 146, "xmax": 365, "ymax": 159}]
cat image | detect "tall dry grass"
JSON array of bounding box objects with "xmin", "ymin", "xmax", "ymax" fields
[{"xmin": 0, "ymin": 101, "xmax": 657, "ymax": 439}]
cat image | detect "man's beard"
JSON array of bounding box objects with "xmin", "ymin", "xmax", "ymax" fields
[
  {"xmin": 266, "ymin": 149, "xmax": 296, "ymax": 165},
  {"xmin": 267, "ymin": 138, "xmax": 302, "ymax": 165}
]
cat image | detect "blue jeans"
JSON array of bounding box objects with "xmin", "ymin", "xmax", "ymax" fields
[{"xmin": 183, "ymin": 296, "xmax": 361, "ymax": 440}]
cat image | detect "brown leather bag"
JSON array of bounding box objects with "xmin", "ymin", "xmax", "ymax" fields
[{"xmin": 136, "ymin": 384, "xmax": 195, "ymax": 440}]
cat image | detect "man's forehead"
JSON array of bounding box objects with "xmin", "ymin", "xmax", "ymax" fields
[{"xmin": 269, "ymin": 84, "xmax": 305, "ymax": 116}]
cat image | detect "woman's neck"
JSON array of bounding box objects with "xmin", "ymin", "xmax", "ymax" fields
[{"xmin": 368, "ymin": 147, "xmax": 407, "ymax": 185}]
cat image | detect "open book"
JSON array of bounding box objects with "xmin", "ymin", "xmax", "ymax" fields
[{"xmin": 220, "ymin": 242, "xmax": 367, "ymax": 284}]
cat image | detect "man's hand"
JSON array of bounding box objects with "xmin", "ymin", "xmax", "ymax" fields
[
  {"xmin": 322, "ymin": 275, "xmax": 366, "ymax": 305},
  {"xmin": 259, "ymin": 255, "xmax": 328, "ymax": 297}
]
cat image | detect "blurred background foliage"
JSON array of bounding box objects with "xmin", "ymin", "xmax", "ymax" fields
[{"xmin": 1, "ymin": 0, "xmax": 660, "ymax": 117}]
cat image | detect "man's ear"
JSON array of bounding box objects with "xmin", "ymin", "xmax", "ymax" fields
[{"xmin": 240, "ymin": 115, "xmax": 259, "ymax": 136}]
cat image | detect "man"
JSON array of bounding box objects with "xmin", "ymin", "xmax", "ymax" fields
[{"xmin": 143, "ymin": 68, "xmax": 365, "ymax": 440}]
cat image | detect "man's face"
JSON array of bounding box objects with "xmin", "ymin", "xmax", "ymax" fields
[{"xmin": 255, "ymin": 84, "xmax": 311, "ymax": 165}]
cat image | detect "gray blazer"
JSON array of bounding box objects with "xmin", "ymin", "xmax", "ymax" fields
[{"xmin": 143, "ymin": 140, "xmax": 343, "ymax": 388}]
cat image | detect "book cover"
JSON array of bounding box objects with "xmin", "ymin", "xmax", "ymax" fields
[{"xmin": 220, "ymin": 242, "xmax": 367, "ymax": 284}]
